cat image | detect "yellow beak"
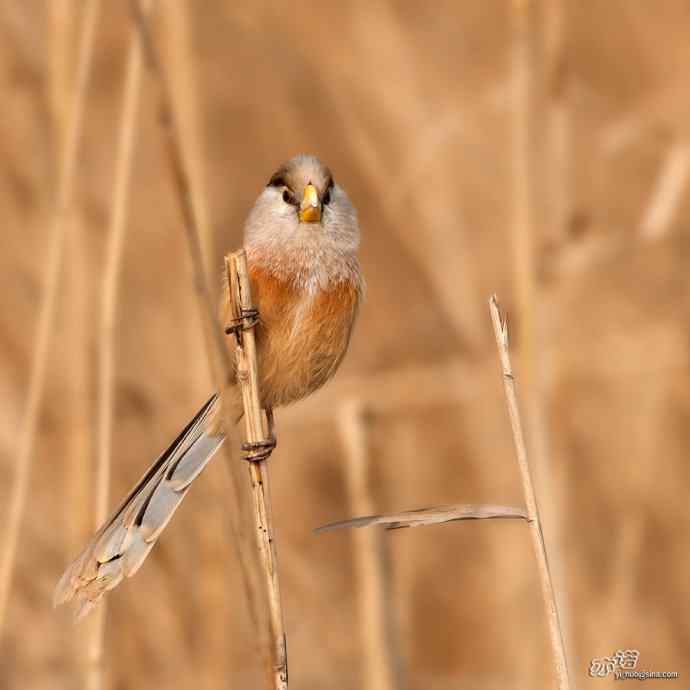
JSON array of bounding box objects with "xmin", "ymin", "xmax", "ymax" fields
[{"xmin": 299, "ymin": 184, "xmax": 321, "ymax": 223}]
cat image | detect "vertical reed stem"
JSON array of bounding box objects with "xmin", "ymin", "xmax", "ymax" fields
[
  {"xmin": 510, "ymin": 0, "xmax": 536, "ymax": 358},
  {"xmin": 131, "ymin": 0, "xmax": 227, "ymax": 383},
  {"xmin": 0, "ymin": 0, "xmax": 101, "ymax": 635},
  {"xmin": 639, "ymin": 142, "xmax": 690, "ymax": 240},
  {"xmin": 489, "ymin": 295, "xmax": 570, "ymax": 690},
  {"xmin": 162, "ymin": 0, "xmax": 213, "ymax": 276},
  {"xmin": 50, "ymin": 4, "xmax": 94, "ymax": 683},
  {"xmin": 87, "ymin": 4, "xmax": 152, "ymax": 688},
  {"xmin": 544, "ymin": 0, "xmax": 572, "ymax": 247},
  {"xmin": 162, "ymin": 4, "xmax": 222, "ymax": 687},
  {"xmin": 51, "ymin": 0, "xmax": 93, "ymax": 564},
  {"xmin": 227, "ymin": 252, "xmax": 288, "ymax": 690},
  {"xmin": 542, "ymin": 0, "xmax": 573, "ymax": 660},
  {"xmin": 338, "ymin": 400, "xmax": 401, "ymax": 690}
]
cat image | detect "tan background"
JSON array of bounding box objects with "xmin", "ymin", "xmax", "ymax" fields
[{"xmin": 1, "ymin": 1, "xmax": 689, "ymax": 689}]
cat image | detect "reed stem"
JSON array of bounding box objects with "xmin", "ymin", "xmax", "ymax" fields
[
  {"xmin": 338, "ymin": 400, "xmax": 401, "ymax": 690},
  {"xmin": 226, "ymin": 252, "xmax": 288, "ymax": 690},
  {"xmin": 489, "ymin": 295, "xmax": 570, "ymax": 690},
  {"xmin": 87, "ymin": 4, "xmax": 152, "ymax": 688},
  {"xmin": 0, "ymin": 0, "xmax": 101, "ymax": 635}
]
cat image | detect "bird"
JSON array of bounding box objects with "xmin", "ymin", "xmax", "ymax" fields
[{"xmin": 54, "ymin": 154, "xmax": 364, "ymax": 618}]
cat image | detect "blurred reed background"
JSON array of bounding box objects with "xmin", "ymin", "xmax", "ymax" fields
[{"xmin": 1, "ymin": 1, "xmax": 689, "ymax": 689}]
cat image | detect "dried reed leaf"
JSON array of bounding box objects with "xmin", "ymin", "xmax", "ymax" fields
[{"xmin": 316, "ymin": 503, "xmax": 528, "ymax": 533}]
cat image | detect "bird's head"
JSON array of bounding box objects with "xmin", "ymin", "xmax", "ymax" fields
[{"xmin": 244, "ymin": 154, "xmax": 359, "ymax": 255}]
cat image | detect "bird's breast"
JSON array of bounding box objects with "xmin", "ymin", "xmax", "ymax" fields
[{"xmin": 246, "ymin": 263, "xmax": 360, "ymax": 408}]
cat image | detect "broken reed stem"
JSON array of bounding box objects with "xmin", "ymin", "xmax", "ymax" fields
[
  {"xmin": 489, "ymin": 296, "xmax": 570, "ymax": 690},
  {"xmin": 0, "ymin": 0, "xmax": 101, "ymax": 635},
  {"xmin": 227, "ymin": 252, "xmax": 288, "ymax": 690},
  {"xmin": 88, "ymin": 5, "xmax": 151, "ymax": 689},
  {"xmin": 338, "ymin": 400, "xmax": 400, "ymax": 690}
]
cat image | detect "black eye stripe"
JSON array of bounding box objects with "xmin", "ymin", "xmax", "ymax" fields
[
  {"xmin": 269, "ymin": 169, "xmax": 334, "ymax": 206},
  {"xmin": 267, "ymin": 172, "xmax": 286, "ymax": 187}
]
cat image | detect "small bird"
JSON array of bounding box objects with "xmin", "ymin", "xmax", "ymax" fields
[{"xmin": 54, "ymin": 154, "xmax": 363, "ymax": 618}]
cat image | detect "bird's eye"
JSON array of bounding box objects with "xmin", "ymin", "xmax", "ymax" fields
[
  {"xmin": 282, "ymin": 189, "xmax": 293, "ymax": 204},
  {"xmin": 322, "ymin": 188, "xmax": 331, "ymax": 205}
]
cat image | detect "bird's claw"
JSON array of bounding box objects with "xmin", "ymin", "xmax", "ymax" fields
[
  {"xmin": 225, "ymin": 307, "xmax": 260, "ymax": 338},
  {"xmin": 241, "ymin": 437, "xmax": 277, "ymax": 463}
]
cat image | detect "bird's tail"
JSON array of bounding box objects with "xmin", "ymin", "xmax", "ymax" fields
[{"xmin": 54, "ymin": 394, "xmax": 225, "ymax": 619}]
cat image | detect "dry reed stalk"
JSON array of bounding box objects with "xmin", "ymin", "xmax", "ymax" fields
[
  {"xmin": 162, "ymin": 0, "xmax": 213, "ymax": 277},
  {"xmin": 50, "ymin": 0, "xmax": 93, "ymax": 557},
  {"xmin": 132, "ymin": 4, "xmax": 274, "ymax": 685},
  {"xmin": 0, "ymin": 0, "xmax": 101, "ymax": 634},
  {"xmin": 226, "ymin": 252, "xmax": 288, "ymax": 690},
  {"xmin": 489, "ymin": 295, "xmax": 570, "ymax": 690},
  {"xmin": 510, "ymin": 0, "xmax": 546, "ymax": 496},
  {"xmin": 510, "ymin": 0, "xmax": 536, "ymax": 356},
  {"xmin": 49, "ymin": 2, "xmax": 97, "ymax": 684},
  {"xmin": 509, "ymin": 0, "xmax": 552, "ymax": 518},
  {"xmin": 540, "ymin": 0, "xmax": 574, "ymax": 663},
  {"xmin": 87, "ymin": 4, "xmax": 152, "ymax": 689},
  {"xmin": 337, "ymin": 400, "xmax": 401, "ymax": 690},
  {"xmin": 132, "ymin": 0, "xmax": 230, "ymax": 390},
  {"xmin": 50, "ymin": 0, "xmax": 76, "ymax": 157},
  {"xmin": 512, "ymin": 4, "xmax": 572, "ymax": 676},
  {"xmin": 162, "ymin": 4, "xmax": 223, "ymax": 686},
  {"xmin": 544, "ymin": 0, "xmax": 572, "ymax": 247},
  {"xmin": 639, "ymin": 141, "xmax": 690, "ymax": 240},
  {"xmin": 510, "ymin": 0, "xmax": 550, "ymax": 522}
]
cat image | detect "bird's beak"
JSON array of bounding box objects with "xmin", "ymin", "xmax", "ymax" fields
[{"xmin": 299, "ymin": 184, "xmax": 321, "ymax": 223}]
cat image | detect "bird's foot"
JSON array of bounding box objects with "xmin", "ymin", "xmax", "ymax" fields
[
  {"xmin": 225, "ymin": 307, "xmax": 260, "ymax": 337},
  {"xmin": 241, "ymin": 436, "xmax": 277, "ymax": 463}
]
